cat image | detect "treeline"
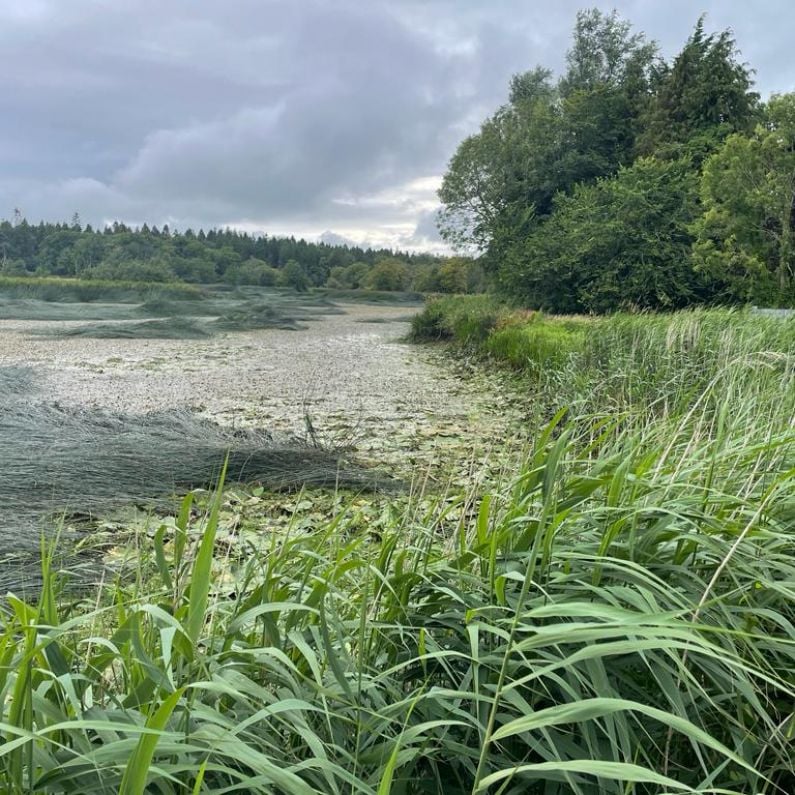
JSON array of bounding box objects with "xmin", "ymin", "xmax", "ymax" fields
[
  {"xmin": 439, "ymin": 10, "xmax": 795, "ymax": 312},
  {"xmin": 0, "ymin": 218, "xmax": 485, "ymax": 293}
]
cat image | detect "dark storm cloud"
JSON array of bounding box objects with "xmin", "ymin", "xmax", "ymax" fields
[{"xmin": 0, "ymin": 0, "xmax": 793, "ymax": 249}]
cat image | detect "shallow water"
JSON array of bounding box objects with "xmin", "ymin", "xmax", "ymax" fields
[
  {"xmin": 0, "ymin": 303, "xmax": 514, "ymax": 456},
  {"xmin": 0, "ymin": 301, "xmax": 522, "ymax": 588}
]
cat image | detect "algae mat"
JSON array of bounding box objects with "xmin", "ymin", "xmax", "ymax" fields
[
  {"xmin": 0, "ymin": 302, "xmax": 524, "ymax": 588},
  {"xmin": 0, "ymin": 302, "xmax": 522, "ymax": 476}
]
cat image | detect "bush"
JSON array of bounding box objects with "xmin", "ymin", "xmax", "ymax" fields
[
  {"xmin": 409, "ymin": 295, "xmax": 501, "ymax": 343},
  {"xmin": 408, "ymin": 299, "xmax": 452, "ymax": 340}
]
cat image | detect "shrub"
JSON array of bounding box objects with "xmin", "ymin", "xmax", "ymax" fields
[
  {"xmin": 409, "ymin": 294, "xmax": 501, "ymax": 343},
  {"xmin": 408, "ymin": 298, "xmax": 452, "ymax": 340}
]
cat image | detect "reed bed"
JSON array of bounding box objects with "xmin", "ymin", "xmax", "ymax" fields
[{"xmin": 0, "ymin": 275, "xmax": 200, "ymax": 303}]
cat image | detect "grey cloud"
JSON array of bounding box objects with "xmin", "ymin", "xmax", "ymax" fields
[
  {"xmin": 0, "ymin": 0, "xmax": 793, "ymax": 249},
  {"xmin": 319, "ymin": 230, "xmax": 358, "ymax": 247},
  {"xmin": 390, "ymin": 208, "xmax": 447, "ymax": 254},
  {"xmin": 408, "ymin": 208, "xmax": 444, "ymax": 243},
  {"xmin": 110, "ymin": 2, "xmax": 483, "ymax": 221}
]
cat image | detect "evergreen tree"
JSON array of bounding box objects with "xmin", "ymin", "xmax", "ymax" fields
[{"xmin": 637, "ymin": 18, "xmax": 759, "ymax": 159}]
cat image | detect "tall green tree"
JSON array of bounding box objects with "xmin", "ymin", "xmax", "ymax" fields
[
  {"xmin": 637, "ymin": 18, "xmax": 759, "ymax": 160},
  {"xmin": 693, "ymin": 94, "xmax": 795, "ymax": 303},
  {"xmin": 278, "ymin": 259, "xmax": 310, "ymax": 291},
  {"xmin": 438, "ymin": 9, "xmax": 656, "ymax": 262},
  {"xmin": 437, "ymin": 67, "xmax": 559, "ymax": 254},
  {"xmin": 364, "ymin": 258, "xmax": 410, "ymax": 291},
  {"xmin": 557, "ymin": 9, "xmax": 658, "ymax": 183},
  {"xmin": 501, "ymin": 157, "xmax": 701, "ymax": 312}
]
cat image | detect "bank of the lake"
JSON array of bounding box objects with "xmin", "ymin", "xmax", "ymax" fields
[{"xmin": 0, "ymin": 298, "xmax": 793, "ymax": 794}]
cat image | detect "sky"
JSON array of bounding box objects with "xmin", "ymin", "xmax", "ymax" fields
[{"xmin": 1, "ymin": 1, "xmax": 793, "ymax": 252}]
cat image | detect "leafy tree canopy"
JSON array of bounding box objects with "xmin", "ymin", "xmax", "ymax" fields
[
  {"xmin": 693, "ymin": 94, "xmax": 795, "ymax": 302},
  {"xmin": 438, "ymin": 8, "xmax": 790, "ymax": 311},
  {"xmin": 438, "ymin": 9, "xmax": 657, "ymax": 258}
]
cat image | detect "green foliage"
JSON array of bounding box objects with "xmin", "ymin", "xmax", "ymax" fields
[
  {"xmin": 413, "ymin": 298, "xmax": 795, "ymax": 416},
  {"xmin": 0, "ymin": 218, "xmax": 441, "ymax": 290},
  {"xmin": 501, "ymin": 157, "xmax": 703, "ymax": 312},
  {"xmin": 408, "ymin": 295, "xmax": 501, "ymax": 344},
  {"xmin": 413, "ymin": 299, "xmax": 589, "ymax": 371},
  {"xmin": 408, "ymin": 299, "xmax": 453, "ymax": 340},
  {"xmin": 438, "ymin": 10, "xmax": 781, "ymax": 313},
  {"xmin": 222, "ymin": 257, "xmax": 280, "ymax": 286},
  {"xmin": 364, "ymin": 258, "xmax": 411, "ymax": 291},
  {"xmin": 556, "ymin": 10, "xmax": 657, "ymax": 180},
  {"xmin": 438, "ymin": 257, "xmax": 486, "ymax": 293},
  {"xmin": 636, "ymin": 17, "xmax": 759, "ymax": 159},
  {"xmin": 326, "ymin": 260, "xmax": 371, "ymax": 289},
  {"xmin": 484, "ymin": 317, "xmax": 586, "ymax": 371},
  {"xmin": 438, "ymin": 10, "xmax": 657, "ymax": 257},
  {"xmin": 692, "ymin": 93, "xmax": 795, "ymax": 304},
  {"xmin": 0, "ymin": 274, "xmax": 199, "ymax": 302},
  {"xmin": 278, "ymin": 259, "xmax": 311, "ymax": 291},
  {"xmin": 85, "ymin": 257, "xmax": 177, "ymax": 283},
  {"xmin": 1, "ymin": 258, "xmax": 28, "ymax": 276}
]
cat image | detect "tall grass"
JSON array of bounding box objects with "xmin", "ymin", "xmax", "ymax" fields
[
  {"xmin": 1, "ymin": 305, "xmax": 794, "ymax": 793},
  {"xmin": 319, "ymin": 288, "xmax": 424, "ymax": 305}
]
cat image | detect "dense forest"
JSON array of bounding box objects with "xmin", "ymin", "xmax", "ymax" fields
[
  {"xmin": 0, "ymin": 216, "xmax": 484, "ymax": 294},
  {"xmin": 439, "ymin": 10, "xmax": 795, "ymax": 311}
]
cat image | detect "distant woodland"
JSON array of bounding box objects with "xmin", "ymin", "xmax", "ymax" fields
[{"xmin": 0, "ymin": 218, "xmax": 485, "ymax": 294}]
